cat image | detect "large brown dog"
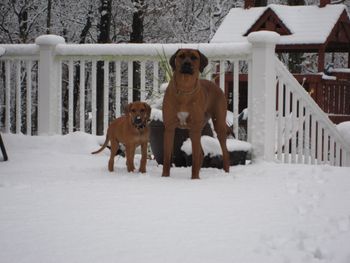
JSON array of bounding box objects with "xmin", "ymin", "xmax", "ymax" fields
[
  {"xmin": 162, "ymin": 49, "xmax": 230, "ymax": 179},
  {"xmin": 92, "ymin": 101, "xmax": 151, "ymax": 173}
]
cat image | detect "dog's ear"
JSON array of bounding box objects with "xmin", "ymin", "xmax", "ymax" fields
[
  {"xmin": 124, "ymin": 103, "xmax": 132, "ymax": 115},
  {"xmin": 169, "ymin": 49, "xmax": 180, "ymax": 71},
  {"xmin": 143, "ymin": 102, "xmax": 152, "ymax": 119},
  {"xmin": 198, "ymin": 51, "xmax": 208, "ymax": 73}
]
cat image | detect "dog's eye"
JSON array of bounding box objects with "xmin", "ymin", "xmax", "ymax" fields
[
  {"xmin": 131, "ymin": 109, "xmax": 136, "ymax": 113},
  {"xmin": 191, "ymin": 56, "xmax": 198, "ymax": 61},
  {"xmin": 140, "ymin": 109, "xmax": 145, "ymax": 113},
  {"xmin": 179, "ymin": 54, "xmax": 185, "ymax": 59}
]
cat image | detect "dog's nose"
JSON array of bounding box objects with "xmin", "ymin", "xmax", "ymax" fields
[
  {"xmin": 134, "ymin": 116, "xmax": 142, "ymax": 124},
  {"xmin": 182, "ymin": 61, "xmax": 192, "ymax": 69},
  {"xmin": 181, "ymin": 62, "xmax": 193, "ymax": 74}
]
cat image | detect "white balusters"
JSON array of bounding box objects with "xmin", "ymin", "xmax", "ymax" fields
[
  {"xmin": 115, "ymin": 61, "xmax": 121, "ymax": 117},
  {"xmin": 57, "ymin": 60, "xmax": 62, "ymax": 134},
  {"xmin": 291, "ymin": 93, "xmax": 297, "ymax": 163},
  {"xmin": 127, "ymin": 61, "xmax": 133, "ymax": 103},
  {"xmin": 219, "ymin": 60, "xmax": 225, "ymax": 92},
  {"xmin": 297, "ymin": 100, "xmax": 304, "ymax": 164},
  {"xmin": 26, "ymin": 60, "xmax": 32, "ymax": 135},
  {"xmin": 91, "ymin": 59, "xmax": 97, "ymax": 135},
  {"xmin": 323, "ymin": 130, "xmax": 329, "ymax": 164},
  {"xmin": 153, "ymin": 61, "xmax": 159, "ymax": 95},
  {"xmin": 15, "ymin": 60, "xmax": 21, "ymax": 134},
  {"xmin": 5, "ymin": 61, "xmax": 11, "ymax": 133},
  {"xmin": 232, "ymin": 60, "xmax": 239, "ymax": 140},
  {"xmin": 103, "ymin": 60, "xmax": 109, "ymax": 132},
  {"xmin": 79, "ymin": 60, "xmax": 85, "ymax": 133},
  {"xmin": 68, "ymin": 60, "xmax": 74, "ymax": 134},
  {"xmin": 310, "ymin": 116, "xmax": 316, "ymax": 165},
  {"xmin": 284, "ymin": 85, "xmax": 290, "ymax": 163},
  {"xmin": 140, "ymin": 61, "xmax": 146, "ymax": 101},
  {"xmin": 317, "ymin": 122, "xmax": 322, "ymax": 164},
  {"xmin": 304, "ymin": 109, "xmax": 310, "ymax": 164},
  {"xmin": 276, "ymin": 79, "xmax": 284, "ymax": 161}
]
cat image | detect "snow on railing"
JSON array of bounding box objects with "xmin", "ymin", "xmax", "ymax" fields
[
  {"xmin": 0, "ymin": 35, "xmax": 252, "ymax": 138},
  {"xmin": 275, "ymin": 58, "xmax": 350, "ymax": 166}
]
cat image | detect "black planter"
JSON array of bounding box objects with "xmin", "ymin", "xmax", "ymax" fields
[
  {"xmin": 149, "ymin": 120, "xmax": 249, "ymax": 167},
  {"xmin": 184, "ymin": 151, "xmax": 247, "ymax": 168},
  {"xmin": 149, "ymin": 120, "xmax": 212, "ymax": 167}
]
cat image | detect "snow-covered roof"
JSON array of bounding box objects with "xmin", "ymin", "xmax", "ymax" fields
[{"xmin": 211, "ymin": 4, "xmax": 348, "ymax": 45}]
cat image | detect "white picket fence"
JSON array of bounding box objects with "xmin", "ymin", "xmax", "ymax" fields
[{"xmin": 0, "ymin": 32, "xmax": 349, "ymax": 166}]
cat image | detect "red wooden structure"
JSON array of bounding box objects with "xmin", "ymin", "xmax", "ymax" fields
[{"xmin": 213, "ymin": 0, "xmax": 350, "ymax": 124}]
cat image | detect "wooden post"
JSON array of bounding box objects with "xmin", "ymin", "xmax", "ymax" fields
[{"xmin": 318, "ymin": 48, "xmax": 325, "ymax": 73}]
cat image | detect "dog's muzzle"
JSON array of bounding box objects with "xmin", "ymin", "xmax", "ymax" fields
[
  {"xmin": 180, "ymin": 62, "xmax": 193, "ymax": 74},
  {"xmin": 133, "ymin": 116, "xmax": 145, "ymax": 129}
]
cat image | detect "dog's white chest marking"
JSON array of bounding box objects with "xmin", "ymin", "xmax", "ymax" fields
[{"xmin": 177, "ymin": 112, "xmax": 189, "ymax": 126}]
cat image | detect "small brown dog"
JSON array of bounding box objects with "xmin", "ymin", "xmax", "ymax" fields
[
  {"xmin": 162, "ymin": 49, "xmax": 230, "ymax": 179},
  {"xmin": 92, "ymin": 101, "xmax": 151, "ymax": 173}
]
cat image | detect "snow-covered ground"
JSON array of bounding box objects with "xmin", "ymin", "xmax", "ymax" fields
[{"xmin": 1, "ymin": 132, "xmax": 350, "ymax": 263}]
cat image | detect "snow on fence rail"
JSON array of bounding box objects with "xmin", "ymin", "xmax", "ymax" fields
[
  {"xmin": 275, "ymin": 58, "xmax": 350, "ymax": 166},
  {"xmin": 0, "ymin": 32, "xmax": 349, "ymax": 167},
  {"xmin": 0, "ymin": 35, "xmax": 251, "ymax": 138}
]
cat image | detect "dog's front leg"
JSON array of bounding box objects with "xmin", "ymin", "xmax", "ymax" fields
[
  {"xmin": 125, "ymin": 144, "xmax": 136, "ymax": 172},
  {"xmin": 162, "ymin": 127, "xmax": 175, "ymax": 177},
  {"xmin": 139, "ymin": 142, "xmax": 148, "ymax": 173},
  {"xmin": 190, "ymin": 129, "xmax": 203, "ymax": 179}
]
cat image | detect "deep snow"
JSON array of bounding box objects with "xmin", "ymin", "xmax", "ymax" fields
[{"xmin": 1, "ymin": 132, "xmax": 350, "ymax": 263}]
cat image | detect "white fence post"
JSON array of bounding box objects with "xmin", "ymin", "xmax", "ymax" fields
[
  {"xmin": 35, "ymin": 35, "xmax": 65, "ymax": 135},
  {"xmin": 247, "ymin": 31, "xmax": 280, "ymax": 162}
]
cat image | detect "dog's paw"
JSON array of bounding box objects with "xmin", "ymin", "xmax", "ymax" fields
[
  {"xmin": 108, "ymin": 162, "xmax": 114, "ymax": 172},
  {"xmin": 139, "ymin": 167, "xmax": 147, "ymax": 173},
  {"xmin": 127, "ymin": 166, "xmax": 135, "ymax": 173}
]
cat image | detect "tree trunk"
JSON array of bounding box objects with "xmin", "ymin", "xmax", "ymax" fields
[
  {"xmin": 73, "ymin": 6, "xmax": 94, "ymax": 132},
  {"xmin": 18, "ymin": 3, "xmax": 28, "ymax": 42},
  {"xmin": 96, "ymin": 0, "xmax": 112, "ymax": 135},
  {"xmin": 46, "ymin": 0, "xmax": 52, "ymax": 34},
  {"xmin": 130, "ymin": 0, "xmax": 145, "ymax": 102}
]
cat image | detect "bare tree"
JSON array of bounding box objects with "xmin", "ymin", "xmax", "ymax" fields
[
  {"xmin": 96, "ymin": 0, "xmax": 112, "ymax": 135},
  {"xmin": 46, "ymin": 0, "xmax": 52, "ymax": 34}
]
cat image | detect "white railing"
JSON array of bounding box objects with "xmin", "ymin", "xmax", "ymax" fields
[
  {"xmin": 275, "ymin": 58, "xmax": 350, "ymax": 166},
  {"xmin": 0, "ymin": 35, "xmax": 251, "ymax": 138},
  {"xmin": 1, "ymin": 32, "xmax": 349, "ymax": 167},
  {"xmin": 0, "ymin": 44, "xmax": 38, "ymax": 135}
]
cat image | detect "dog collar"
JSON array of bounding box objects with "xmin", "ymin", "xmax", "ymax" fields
[
  {"xmin": 174, "ymin": 78, "xmax": 199, "ymax": 96},
  {"xmin": 133, "ymin": 119, "xmax": 150, "ymax": 130},
  {"xmin": 134, "ymin": 123, "xmax": 145, "ymax": 130}
]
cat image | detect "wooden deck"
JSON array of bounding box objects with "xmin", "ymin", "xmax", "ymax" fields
[{"xmin": 220, "ymin": 71, "xmax": 350, "ymax": 124}]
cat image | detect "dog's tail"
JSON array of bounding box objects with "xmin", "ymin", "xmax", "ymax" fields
[{"xmin": 91, "ymin": 135, "xmax": 109, "ymax": 154}]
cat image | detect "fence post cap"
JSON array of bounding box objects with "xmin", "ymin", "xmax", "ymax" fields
[
  {"xmin": 247, "ymin": 31, "xmax": 280, "ymax": 45},
  {"xmin": 35, "ymin": 34, "xmax": 65, "ymax": 46}
]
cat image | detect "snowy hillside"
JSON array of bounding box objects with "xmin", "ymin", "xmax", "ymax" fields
[{"xmin": 1, "ymin": 133, "xmax": 350, "ymax": 263}]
